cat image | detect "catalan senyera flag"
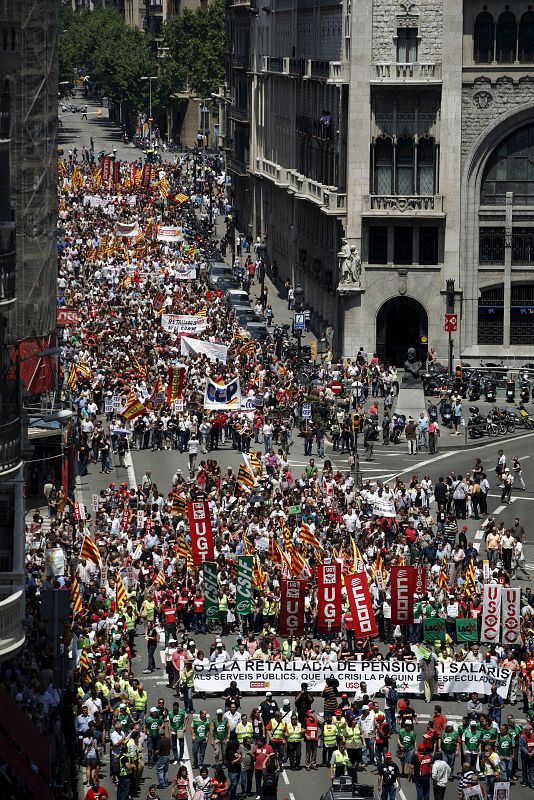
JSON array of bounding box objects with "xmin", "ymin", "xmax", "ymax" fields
[
  {"xmin": 176, "ymin": 536, "xmax": 193, "ymax": 566},
  {"xmin": 375, "ymin": 551, "xmax": 386, "ymax": 577},
  {"xmin": 80, "ymin": 532, "xmax": 101, "ymax": 567},
  {"xmin": 240, "ymin": 339, "xmax": 255, "ymax": 355},
  {"xmin": 464, "ymin": 561, "xmax": 476, "ymax": 597},
  {"xmin": 122, "ymin": 386, "xmax": 146, "ymax": 421},
  {"xmin": 248, "ymin": 450, "xmax": 263, "ymax": 475},
  {"xmin": 79, "ymin": 647, "xmax": 91, "ymax": 682},
  {"xmin": 237, "ymin": 463, "xmax": 256, "ymax": 488},
  {"xmin": 300, "ymin": 522, "xmax": 323, "ymax": 552},
  {"xmin": 67, "ymin": 364, "xmax": 77, "ymax": 390},
  {"xmin": 153, "ymin": 569, "xmax": 165, "ymax": 587},
  {"xmin": 196, "ymin": 304, "xmax": 207, "ymax": 317},
  {"xmin": 350, "ymin": 539, "xmax": 365, "ymax": 574},
  {"xmin": 71, "ymin": 575, "xmax": 83, "ymax": 615},
  {"xmin": 233, "ymin": 326, "xmax": 244, "ymax": 341},
  {"xmin": 268, "ymin": 537, "xmax": 282, "ymax": 565},
  {"xmin": 397, "ymin": 553, "xmax": 405, "ymax": 567},
  {"xmin": 291, "ymin": 547, "xmax": 306, "ymax": 577},
  {"xmin": 153, "ymin": 289, "xmax": 165, "ymax": 314},
  {"xmin": 253, "ymin": 555, "xmax": 266, "ymax": 589},
  {"xmin": 116, "ymin": 570, "xmax": 128, "ymax": 609},
  {"xmin": 437, "ymin": 557, "xmax": 449, "ymax": 591},
  {"xmin": 76, "ymin": 362, "xmax": 92, "ymax": 380},
  {"xmin": 132, "ymin": 353, "xmax": 148, "ymax": 378}
]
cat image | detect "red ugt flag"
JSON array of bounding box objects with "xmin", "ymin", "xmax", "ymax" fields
[
  {"xmin": 390, "ymin": 565, "xmax": 417, "ymax": 625},
  {"xmin": 279, "ymin": 579, "xmax": 306, "ymax": 636},
  {"xmin": 317, "ymin": 563, "xmax": 342, "ymax": 633},
  {"xmin": 187, "ymin": 500, "xmax": 214, "ymax": 565}
]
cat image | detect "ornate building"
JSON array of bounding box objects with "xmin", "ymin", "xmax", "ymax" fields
[{"xmin": 225, "ymin": 0, "xmax": 534, "ymax": 363}]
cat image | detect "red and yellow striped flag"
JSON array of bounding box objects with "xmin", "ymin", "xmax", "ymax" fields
[
  {"xmin": 437, "ymin": 557, "xmax": 449, "ymax": 591},
  {"xmin": 115, "ymin": 570, "xmax": 128, "ymax": 609},
  {"xmin": 196, "ymin": 304, "xmax": 207, "ymax": 317},
  {"xmin": 153, "ymin": 568, "xmax": 165, "ymax": 587},
  {"xmin": 80, "ymin": 532, "xmax": 101, "ymax": 567},
  {"xmin": 464, "ymin": 561, "xmax": 476, "ymax": 597},
  {"xmin": 240, "ymin": 339, "xmax": 255, "ymax": 355},
  {"xmin": 79, "ymin": 647, "xmax": 91, "ymax": 682},
  {"xmin": 237, "ymin": 463, "xmax": 255, "ymax": 488},
  {"xmin": 299, "ymin": 522, "xmax": 322, "ymax": 550},
  {"xmin": 291, "ymin": 547, "xmax": 306, "ymax": 577},
  {"xmin": 67, "ymin": 364, "xmax": 77, "ymax": 390},
  {"xmin": 71, "ymin": 575, "xmax": 83, "ymax": 615}
]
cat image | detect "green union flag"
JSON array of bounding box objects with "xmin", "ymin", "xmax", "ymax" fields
[
  {"xmin": 456, "ymin": 617, "xmax": 478, "ymax": 642},
  {"xmin": 423, "ymin": 617, "xmax": 446, "ymax": 641},
  {"xmin": 203, "ymin": 561, "xmax": 219, "ymax": 621},
  {"xmin": 236, "ymin": 556, "xmax": 253, "ymax": 616}
]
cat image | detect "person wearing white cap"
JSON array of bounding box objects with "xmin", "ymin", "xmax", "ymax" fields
[{"xmin": 210, "ymin": 708, "xmax": 230, "ymax": 766}]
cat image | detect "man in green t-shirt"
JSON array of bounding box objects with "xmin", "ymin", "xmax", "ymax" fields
[
  {"xmin": 398, "ymin": 720, "xmax": 417, "ymax": 776},
  {"xmin": 505, "ymin": 714, "xmax": 521, "ymax": 781},
  {"xmin": 169, "ymin": 700, "xmax": 188, "ymax": 764},
  {"xmin": 463, "ymin": 720, "xmax": 482, "ymax": 769},
  {"xmin": 479, "ymin": 718, "xmax": 498, "ymax": 749},
  {"xmin": 192, "ymin": 709, "xmax": 210, "ymax": 769},
  {"xmin": 145, "ymin": 705, "xmax": 162, "ymax": 767},
  {"xmin": 440, "ymin": 721, "xmax": 459, "ymax": 772},
  {"xmin": 210, "ymin": 708, "xmax": 230, "ymax": 766},
  {"xmin": 497, "ymin": 723, "xmax": 514, "ymax": 781}
]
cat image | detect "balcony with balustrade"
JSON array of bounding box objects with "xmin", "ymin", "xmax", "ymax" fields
[
  {"xmin": 362, "ymin": 194, "xmax": 445, "ymax": 216},
  {"xmin": 0, "ymin": 222, "xmax": 16, "ymax": 309},
  {"xmin": 0, "ymin": 590, "xmax": 25, "ymax": 662},
  {"xmin": 370, "ymin": 62, "xmax": 442, "ymax": 84}
]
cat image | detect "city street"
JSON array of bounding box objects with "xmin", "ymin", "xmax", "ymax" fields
[{"xmin": 61, "ymin": 100, "xmax": 534, "ymax": 800}]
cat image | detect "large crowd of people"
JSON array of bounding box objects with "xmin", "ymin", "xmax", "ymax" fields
[{"xmin": 1, "ymin": 134, "xmax": 533, "ymax": 800}]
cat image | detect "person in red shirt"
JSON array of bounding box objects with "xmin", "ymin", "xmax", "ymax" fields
[
  {"xmin": 84, "ymin": 779, "xmax": 109, "ymax": 800},
  {"xmin": 252, "ymin": 735, "xmax": 273, "ymax": 797},
  {"xmin": 432, "ymin": 705, "xmax": 447, "ymax": 737}
]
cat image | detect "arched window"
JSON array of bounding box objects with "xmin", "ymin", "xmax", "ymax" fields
[
  {"xmin": 474, "ymin": 12, "xmax": 494, "ymax": 63},
  {"xmin": 496, "ymin": 11, "xmax": 516, "ymax": 63},
  {"xmin": 417, "ymin": 137, "xmax": 435, "ymax": 194},
  {"xmin": 396, "ymin": 137, "xmax": 414, "ymax": 194},
  {"xmin": 519, "ymin": 11, "xmax": 534, "ymax": 62},
  {"xmin": 374, "ymin": 137, "xmax": 393, "ymax": 194},
  {"xmin": 481, "ymin": 123, "xmax": 534, "ymax": 205}
]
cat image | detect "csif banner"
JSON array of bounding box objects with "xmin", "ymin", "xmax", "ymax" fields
[
  {"xmin": 202, "ymin": 561, "xmax": 219, "ymax": 622},
  {"xmin": 390, "ymin": 565, "xmax": 417, "ymax": 625},
  {"xmin": 345, "ymin": 571, "xmax": 378, "ymax": 639},
  {"xmin": 187, "ymin": 500, "xmax": 214, "ymax": 565},
  {"xmin": 279, "ymin": 579, "xmax": 306, "ymax": 636},
  {"xmin": 317, "ymin": 563, "xmax": 343, "ymax": 633},
  {"xmin": 236, "ymin": 556, "xmax": 253, "ymax": 616},
  {"xmin": 501, "ymin": 587, "xmax": 521, "ymax": 645},
  {"xmin": 481, "ymin": 584, "xmax": 502, "ymax": 644}
]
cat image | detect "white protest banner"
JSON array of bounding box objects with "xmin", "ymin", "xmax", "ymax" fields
[
  {"xmin": 112, "ymin": 395, "xmax": 122, "ymax": 410},
  {"xmin": 104, "ymin": 395, "xmax": 113, "ymax": 414},
  {"xmin": 180, "ymin": 336, "xmax": 228, "ymax": 364},
  {"xmin": 174, "ymin": 264, "xmax": 197, "ymax": 280},
  {"xmin": 372, "ymin": 495, "xmax": 396, "ymax": 518},
  {"xmin": 204, "ymin": 377, "xmax": 241, "ymax": 410},
  {"xmin": 193, "ymin": 659, "xmax": 511, "ymax": 698},
  {"xmin": 501, "ymin": 587, "xmax": 521, "ymax": 645},
  {"xmin": 91, "ymin": 494, "xmax": 99, "ymax": 512},
  {"xmin": 156, "ymin": 225, "xmax": 183, "ymax": 242},
  {"xmin": 115, "ymin": 221, "xmax": 139, "ymax": 238},
  {"xmin": 481, "ymin": 584, "xmax": 502, "ymax": 644},
  {"xmin": 161, "ymin": 314, "xmax": 208, "ymax": 334},
  {"xmin": 240, "ymin": 396, "xmax": 256, "ymax": 413}
]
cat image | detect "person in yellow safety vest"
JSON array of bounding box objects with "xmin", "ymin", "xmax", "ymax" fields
[
  {"xmin": 180, "ymin": 660, "xmax": 195, "ymax": 714},
  {"xmin": 282, "ymin": 636, "xmax": 297, "ymax": 659},
  {"xmin": 286, "ymin": 713, "xmax": 304, "ymax": 770},
  {"xmin": 236, "ymin": 713, "xmax": 253, "ymax": 744},
  {"xmin": 218, "ymin": 590, "xmax": 229, "ymax": 636},
  {"xmin": 334, "ymin": 709, "xmax": 347, "ymax": 740},
  {"xmin": 344, "ymin": 716, "xmax": 364, "ymax": 770},
  {"xmin": 322, "ymin": 713, "xmax": 338, "ymax": 767},
  {"xmin": 331, "ymin": 740, "xmax": 351, "ymax": 779},
  {"xmin": 132, "ymin": 683, "xmax": 148, "ymax": 727},
  {"xmin": 140, "ymin": 592, "xmax": 156, "ymax": 628},
  {"xmin": 123, "ymin": 604, "xmax": 138, "ymax": 656}
]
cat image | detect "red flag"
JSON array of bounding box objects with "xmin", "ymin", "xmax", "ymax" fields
[
  {"xmin": 187, "ymin": 500, "xmax": 214, "ymax": 565},
  {"xmin": 101, "ymin": 156, "xmax": 111, "ymax": 183},
  {"xmin": 317, "ymin": 563, "xmax": 343, "ymax": 633},
  {"xmin": 112, "ymin": 160, "xmax": 121, "ymax": 184},
  {"xmin": 167, "ymin": 365, "xmax": 186, "ymax": 403},
  {"xmin": 141, "ymin": 164, "xmax": 152, "ymax": 189},
  {"xmin": 129, "ymin": 162, "xmax": 137, "ymax": 186},
  {"xmin": 279, "ymin": 579, "xmax": 306, "ymax": 636},
  {"xmin": 121, "ymin": 509, "xmax": 132, "ymax": 530},
  {"xmin": 345, "ymin": 571, "xmax": 378, "ymax": 639},
  {"xmin": 390, "ymin": 565, "xmax": 417, "ymax": 625}
]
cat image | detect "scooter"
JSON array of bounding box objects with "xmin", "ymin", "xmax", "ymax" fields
[
  {"xmin": 516, "ymin": 403, "xmax": 534, "ymax": 429},
  {"xmin": 520, "ymin": 382, "xmax": 530, "ymax": 403},
  {"xmin": 467, "ymin": 406, "xmax": 489, "ymax": 438},
  {"xmin": 505, "ymin": 380, "xmax": 516, "ymax": 403},
  {"xmin": 467, "ymin": 379, "xmax": 481, "ymax": 401},
  {"xmin": 427, "ymin": 404, "xmax": 438, "ymax": 422},
  {"xmin": 484, "ymin": 381, "xmax": 496, "ymax": 403},
  {"xmin": 440, "ymin": 401, "xmax": 453, "ymax": 428}
]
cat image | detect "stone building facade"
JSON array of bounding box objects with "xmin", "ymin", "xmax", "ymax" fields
[{"xmin": 225, "ymin": 0, "xmax": 534, "ymax": 363}]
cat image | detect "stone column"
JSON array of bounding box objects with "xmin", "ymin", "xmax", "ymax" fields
[{"xmin": 503, "ymin": 191, "xmax": 513, "ymax": 347}]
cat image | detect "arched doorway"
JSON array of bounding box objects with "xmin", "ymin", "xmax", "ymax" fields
[{"xmin": 376, "ymin": 297, "xmax": 428, "ymax": 366}]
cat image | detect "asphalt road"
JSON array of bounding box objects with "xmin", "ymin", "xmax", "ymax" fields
[{"xmin": 66, "ymin": 100, "xmax": 534, "ymax": 800}]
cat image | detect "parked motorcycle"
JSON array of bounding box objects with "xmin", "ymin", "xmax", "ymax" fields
[
  {"xmin": 505, "ymin": 380, "xmax": 516, "ymax": 403},
  {"xmin": 520, "ymin": 382, "xmax": 530, "ymax": 403},
  {"xmin": 484, "ymin": 381, "xmax": 497, "ymax": 403},
  {"xmin": 467, "ymin": 406, "xmax": 491, "ymax": 438},
  {"xmin": 517, "ymin": 403, "xmax": 534, "ymax": 429},
  {"xmin": 440, "ymin": 401, "xmax": 453, "ymax": 428},
  {"xmin": 391, "ymin": 414, "xmax": 406, "ymax": 443},
  {"xmin": 427, "ymin": 404, "xmax": 438, "ymax": 422}
]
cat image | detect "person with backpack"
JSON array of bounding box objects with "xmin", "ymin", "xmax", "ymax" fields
[
  {"xmin": 385, "ymin": 679, "xmax": 399, "ymax": 734},
  {"xmin": 261, "ymin": 752, "xmax": 280, "ymax": 800}
]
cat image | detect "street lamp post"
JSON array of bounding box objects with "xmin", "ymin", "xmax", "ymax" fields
[
  {"xmin": 293, "ymin": 283, "xmax": 305, "ymax": 359},
  {"xmin": 256, "ymin": 242, "xmax": 267, "ymax": 303},
  {"xmin": 446, "ymin": 278, "xmax": 455, "ymax": 376},
  {"xmin": 140, "ymin": 75, "xmax": 158, "ymax": 145}
]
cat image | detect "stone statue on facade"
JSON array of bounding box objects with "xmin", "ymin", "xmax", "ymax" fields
[
  {"xmin": 337, "ymin": 238, "xmax": 361, "ymax": 287},
  {"xmin": 401, "ymin": 346, "xmax": 423, "ymax": 386}
]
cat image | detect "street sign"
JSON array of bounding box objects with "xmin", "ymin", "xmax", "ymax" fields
[
  {"xmin": 294, "ymin": 313, "xmax": 305, "ymax": 331},
  {"xmin": 302, "ymin": 402, "xmax": 312, "ymax": 419},
  {"xmin": 444, "ymin": 313, "xmax": 457, "ymax": 332},
  {"xmin": 330, "ymin": 380, "xmax": 344, "ymax": 394}
]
